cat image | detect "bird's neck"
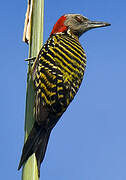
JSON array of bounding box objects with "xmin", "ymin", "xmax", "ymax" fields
[
  {"xmin": 66, "ymin": 29, "xmax": 79, "ymax": 41},
  {"xmin": 52, "ymin": 30, "xmax": 79, "ymax": 41}
]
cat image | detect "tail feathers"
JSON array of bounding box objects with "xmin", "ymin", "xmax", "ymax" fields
[
  {"xmin": 35, "ymin": 130, "xmax": 51, "ymax": 176},
  {"xmin": 18, "ymin": 122, "xmax": 51, "ymax": 173}
]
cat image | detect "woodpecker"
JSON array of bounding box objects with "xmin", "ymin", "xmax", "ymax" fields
[{"xmin": 18, "ymin": 14, "xmax": 110, "ymax": 176}]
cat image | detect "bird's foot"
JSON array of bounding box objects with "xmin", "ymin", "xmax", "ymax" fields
[{"xmin": 25, "ymin": 57, "xmax": 36, "ymax": 62}]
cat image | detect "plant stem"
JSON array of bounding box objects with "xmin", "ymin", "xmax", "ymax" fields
[{"xmin": 22, "ymin": 0, "xmax": 44, "ymax": 179}]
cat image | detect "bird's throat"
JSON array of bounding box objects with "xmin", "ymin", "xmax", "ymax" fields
[{"xmin": 67, "ymin": 29, "xmax": 79, "ymax": 41}]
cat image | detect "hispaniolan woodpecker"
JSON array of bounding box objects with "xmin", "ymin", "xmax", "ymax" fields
[{"xmin": 18, "ymin": 14, "xmax": 110, "ymax": 176}]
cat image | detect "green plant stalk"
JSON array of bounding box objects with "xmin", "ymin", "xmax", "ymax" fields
[{"xmin": 22, "ymin": 0, "xmax": 44, "ymax": 179}]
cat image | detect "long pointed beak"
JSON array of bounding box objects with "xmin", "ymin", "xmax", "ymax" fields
[{"xmin": 87, "ymin": 20, "xmax": 111, "ymax": 29}]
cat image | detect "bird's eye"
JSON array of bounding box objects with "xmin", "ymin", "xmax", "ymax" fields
[{"xmin": 75, "ymin": 16, "xmax": 83, "ymax": 23}]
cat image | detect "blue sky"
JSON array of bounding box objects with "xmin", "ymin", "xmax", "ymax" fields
[{"xmin": 0, "ymin": 0, "xmax": 126, "ymax": 179}]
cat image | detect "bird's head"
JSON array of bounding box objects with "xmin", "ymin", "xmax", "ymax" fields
[{"xmin": 50, "ymin": 14, "xmax": 110, "ymax": 38}]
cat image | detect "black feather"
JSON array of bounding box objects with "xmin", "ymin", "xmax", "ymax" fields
[{"xmin": 18, "ymin": 122, "xmax": 51, "ymax": 175}]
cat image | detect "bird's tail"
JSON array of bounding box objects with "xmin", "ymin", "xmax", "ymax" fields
[{"xmin": 18, "ymin": 122, "xmax": 51, "ymax": 176}]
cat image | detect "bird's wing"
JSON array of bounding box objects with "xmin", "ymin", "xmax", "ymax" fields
[{"xmin": 32, "ymin": 34, "xmax": 83, "ymax": 126}]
